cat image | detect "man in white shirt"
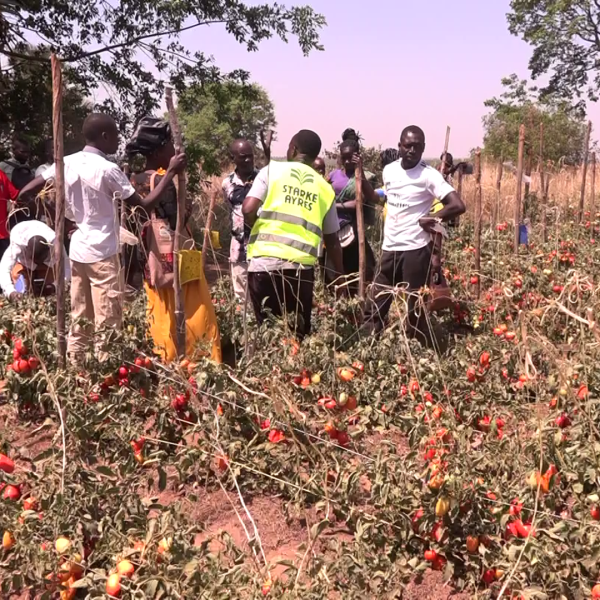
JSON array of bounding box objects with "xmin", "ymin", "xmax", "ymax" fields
[
  {"xmin": 0, "ymin": 220, "xmax": 70, "ymax": 299},
  {"xmin": 19, "ymin": 113, "xmax": 186, "ymax": 363},
  {"xmin": 363, "ymin": 125, "xmax": 466, "ymax": 341}
]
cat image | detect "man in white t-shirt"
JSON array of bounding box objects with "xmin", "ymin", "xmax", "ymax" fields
[
  {"xmin": 363, "ymin": 125, "xmax": 465, "ymax": 341},
  {"xmin": 19, "ymin": 113, "xmax": 186, "ymax": 363}
]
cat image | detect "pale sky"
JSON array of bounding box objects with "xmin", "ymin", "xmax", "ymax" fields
[{"xmin": 175, "ymin": 0, "xmax": 600, "ymax": 157}]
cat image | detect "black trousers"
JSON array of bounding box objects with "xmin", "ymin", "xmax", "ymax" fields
[
  {"xmin": 248, "ymin": 268, "xmax": 314, "ymax": 338},
  {"xmin": 363, "ymin": 246, "xmax": 433, "ymax": 340}
]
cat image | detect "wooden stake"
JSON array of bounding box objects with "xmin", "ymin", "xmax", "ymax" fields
[
  {"xmin": 165, "ymin": 87, "xmax": 186, "ymax": 358},
  {"xmin": 524, "ymin": 151, "xmax": 532, "ymax": 204},
  {"xmin": 439, "ymin": 126, "xmax": 451, "ymax": 175},
  {"xmin": 514, "ymin": 124, "xmax": 526, "ymax": 253},
  {"xmin": 579, "ymin": 120, "xmax": 592, "ymax": 224},
  {"xmin": 51, "ymin": 54, "xmax": 66, "ymax": 366},
  {"xmin": 201, "ymin": 190, "xmax": 218, "ymax": 258},
  {"xmin": 355, "ymin": 158, "xmax": 366, "ymax": 300},
  {"xmin": 494, "ymin": 160, "xmax": 503, "ymax": 230},
  {"xmin": 474, "ymin": 148, "xmax": 482, "ymax": 299},
  {"xmin": 591, "ymin": 152, "xmax": 596, "ymax": 238}
]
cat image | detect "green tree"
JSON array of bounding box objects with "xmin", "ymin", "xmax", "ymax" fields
[
  {"xmin": 482, "ymin": 74, "xmax": 587, "ymax": 166},
  {"xmin": 0, "ymin": 0, "xmax": 325, "ymax": 127},
  {"xmin": 178, "ymin": 81, "xmax": 276, "ymax": 176},
  {"xmin": 508, "ymin": 0, "xmax": 600, "ymax": 107},
  {"xmin": 0, "ymin": 47, "xmax": 90, "ymax": 162}
]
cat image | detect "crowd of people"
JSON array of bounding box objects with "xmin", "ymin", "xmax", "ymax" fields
[{"xmin": 0, "ymin": 114, "xmax": 466, "ymax": 366}]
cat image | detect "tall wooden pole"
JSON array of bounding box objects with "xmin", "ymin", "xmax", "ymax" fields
[
  {"xmin": 579, "ymin": 120, "xmax": 592, "ymax": 224},
  {"xmin": 591, "ymin": 152, "xmax": 597, "ymax": 238},
  {"xmin": 539, "ymin": 123, "xmax": 547, "ymax": 243},
  {"xmin": 121, "ymin": 163, "xmax": 130, "ymax": 282},
  {"xmin": 355, "ymin": 158, "xmax": 366, "ymax": 299},
  {"xmin": 474, "ymin": 149, "xmax": 482, "ymax": 299},
  {"xmin": 494, "ymin": 160, "xmax": 503, "ymax": 230},
  {"xmin": 51, "ymin": 54, "xmax": 66, "ymax": 367},
  {"xmin": 514, "ymin": 124, "xmax": 526, "ymax": 253},
  {"xmin": 165, "ymin": 88, "xmax": 186, "ymax": 358}
]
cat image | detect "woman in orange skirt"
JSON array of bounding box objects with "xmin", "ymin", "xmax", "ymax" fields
[{"xmin": 126, "ymin": 117, "xmax": 221, "ymax": 363}]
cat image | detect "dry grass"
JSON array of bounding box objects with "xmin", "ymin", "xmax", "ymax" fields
[{"xmin": 460, "ymin": 160, "xmax": 597, "ymax": 225}]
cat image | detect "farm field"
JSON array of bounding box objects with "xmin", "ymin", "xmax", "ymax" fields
[{"xmin": 1, "ymin": 167, "xmax": 600, "ymax": 600}]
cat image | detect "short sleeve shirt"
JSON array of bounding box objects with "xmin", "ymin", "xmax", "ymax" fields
[
  {"xmin": 382, "ymin": 160, "xmax": 454, "ymax": 252},
  {"xmin": 222, "ymin": 169, "xmax": 258, "ymax": 263},
  {"xmin": 42, "ymin": 146, "xmax": 135, "ymax": 263},
  {"xmin": 247, "ymin": 164, "xmax": 339, "ymax": 272}
]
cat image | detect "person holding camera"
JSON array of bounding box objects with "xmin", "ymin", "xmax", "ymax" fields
[{"xmin": 0, "ymin": 219, "xmax": 70, "ymax": 300}]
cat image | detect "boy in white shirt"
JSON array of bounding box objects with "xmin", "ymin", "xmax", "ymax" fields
[
  {"xmin": 363, "ymin": 126, "xmax": 466, "ymax": 341},
  {"xmin": 19, "ymin": 113, "xmax": 186, "ymax": 363}
]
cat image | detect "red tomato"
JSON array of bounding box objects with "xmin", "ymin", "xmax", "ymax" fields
[
  {"xmin": 509, "ymin": 500, "xmax": 522, "ymax": 517},
  {"xmin": 577, "ymin": 385, "xmax": 589, "ymax": 399},
  {"xmin": 0, "ymin": 453, "xmax": 15, "ymax": 474},
  {"xmin": 118, "ymin": 366, "xmax": 129, "ymax": 379},
  {"xmin": 3, "ymin": 484, "xmax": 21, "ymax": 501},
  {"xmin": 591, "ymin": 506, "xmax": 600, "ymax": 521},
  {"xmin": 130, "ymin": 438, "xmax": 145, "ymax": 454},
  {"xmin": 28, "ymin": 357, "xmax": 40, "ymax": 370},
  {"xmin": 336, "ymin": 431, "xmax": 350, "ymax": 447},
  {"xmin": 14, "ymin": 339, "xmax": 27, "ymax": 356},
  {"xmin": 171, "ymin": 394, "xmax": 188, "ymax": 411},
  {"xmin": 424, "ymin": 549, "xmax": 437, "ymax": 562},
  {"xmin": 555, "ymin": 413, "xmax": 571, "ymax": 429},
  {"xmin": 18, "ymin": 359, "xmax": 30, "ymax": 374},
  {"xmin": 466, "ymin": 367, "xmax": 477, "ymax": 383},
  {"xmin": 345, "ymin": 396, "xmax": 358, "ymax": 411},
  {"xmin": 479, "ymin": 352, "xmax": 491, "ymax": 367},
  {"xmin": 482, "ymin": 569, "xmax": 496, "ymax": 585}
]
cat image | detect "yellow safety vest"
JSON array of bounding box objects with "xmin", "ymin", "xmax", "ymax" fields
[{"xmin": 247, "ymin": 161, "xmax": 334, "ymax": 265}]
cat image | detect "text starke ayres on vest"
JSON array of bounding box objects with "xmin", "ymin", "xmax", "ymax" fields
[{"xmin": 282, "ymin": 184, "xmax": 318, "ymax": 212}]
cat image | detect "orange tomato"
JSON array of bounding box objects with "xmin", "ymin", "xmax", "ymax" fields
[
  {"xmin": 466, "ymin": 535, "xmax": 479, "ymax": 554},
  {"xmin": 116, "ymin": 559, "xmax": 135, "ymax": 578},
  {"xmin": 106, "ymin": 572, "xmax": 121, "ymax": 596},
  {"xmin": 337, "ymin": 367, "xmax": 356, "ymax": 382},
  {"xmin": 2, "ymin": 531, "xmax": 15, "ymax": 550}
]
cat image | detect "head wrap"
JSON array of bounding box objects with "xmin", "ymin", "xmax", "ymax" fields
[{"xmin": 126, "ymin": 117, "xmax": 172, "ymax": 157}]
